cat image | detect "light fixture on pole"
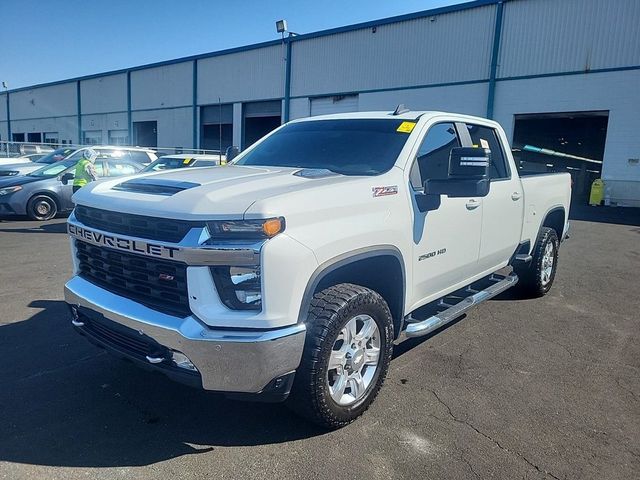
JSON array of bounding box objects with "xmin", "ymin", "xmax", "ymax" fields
[
  {"xmin": 275, "ymin": 19, "xmax": 299, "ymax": 37},
  {"xmin": 275, "ymin": 19, "xmax": 287, "ymax": 35}
]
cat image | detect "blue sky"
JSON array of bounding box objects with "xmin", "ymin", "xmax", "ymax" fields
[{"xmin": 0, "ymin": 0, "xmax": 466, "ymax": 89}]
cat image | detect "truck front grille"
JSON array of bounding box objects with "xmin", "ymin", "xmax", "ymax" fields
[
  {"xmin": 75, "ymin": 240, "xmax": 191, "ymax": 317},
  {"xmin": 74, "ymin": 205, "xmax": 203, "ymax": 243}
]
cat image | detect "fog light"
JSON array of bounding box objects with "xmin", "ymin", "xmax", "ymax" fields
[
  {"xmin": 171, "ymin": 351, "xmax": 198, "ymax": 372},
  {"xmin": 210, "ymin": 266, "xmax": 262, "ymax": 310}
]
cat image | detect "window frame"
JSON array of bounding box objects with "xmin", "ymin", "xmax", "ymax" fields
[
  {"xmin": 409, "ymin": 121, "xmax": 464, "ymax": 191},
  {"xmin": 463, "ymin": 123, "xmax": 511, "ymax": 181}
]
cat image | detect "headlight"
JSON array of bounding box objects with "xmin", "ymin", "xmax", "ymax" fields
[
  {"xmin": 0, "ymin": 185, "xmax": 22, "ymax": 196},
  {"xmin": 206, "ymin": 217, "xmax": 284, "ymax": 241},
  {"xmin": 210, "ymin": 266, "xmax": 262, "ymax": 310}
]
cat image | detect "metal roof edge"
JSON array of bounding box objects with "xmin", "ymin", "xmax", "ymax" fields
[{"xmin": 1, "ymin": 0, "xmax": 501, "ymax": 95}]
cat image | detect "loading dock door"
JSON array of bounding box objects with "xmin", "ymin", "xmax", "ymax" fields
[
  {"xmin": 243, "ymin": 100, "xmax": 281, "ymax": 149},
  {"xmin": 201, "ymin": 104, "xmax": 233, "ymax": 152},
  {"xmin": 133, "ymin": 121, "xmax": 157, "ymax": 148},
  {"xmin": 310, "ymin": 95, "xmax": 359, "ymax": 116},
  {"xmin": 512, "ymin": 111, "xmax": 609, "ymax": 205}
]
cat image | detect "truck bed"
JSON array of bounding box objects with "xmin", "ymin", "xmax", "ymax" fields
[{"xmin": 520, "ymin": 172, "xmax": 572, "ymax": 245}]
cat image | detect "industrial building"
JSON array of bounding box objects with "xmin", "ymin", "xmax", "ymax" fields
[{"xmin": 1, "ymin": 0, "xmax": 639, "ymax": 206}]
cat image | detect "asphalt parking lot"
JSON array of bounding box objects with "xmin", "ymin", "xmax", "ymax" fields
[{"xmin": 1, "ymin": 207, "xmax": 639, "ymax": 480}]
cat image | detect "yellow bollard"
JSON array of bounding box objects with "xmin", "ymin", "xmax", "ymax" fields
[{"xmin": 589, "ymin": 179, "xmax": 605, "ymax": 206}]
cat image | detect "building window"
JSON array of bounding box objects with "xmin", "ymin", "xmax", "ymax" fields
[
  {"xmin": 108, "ymin": 129, "xmax": 129, "ymax": 146},
  {"xmin": 44, "ymin": 132, "xmax": 59, "ymax": 145},
  {"xmin": 83, "ymin": 130, "xmax": 102, "ymax": 145}
]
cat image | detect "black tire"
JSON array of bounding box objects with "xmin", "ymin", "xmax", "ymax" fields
[
  {"xmin": 287, "ymin": 283, "xmax": 393, "ymax": 429},
  {"xmin": 27, "ymin": 194, "xmax": 58, "ymax": 221},
  {"xmin": 514, "ymin": 227, "xmax": 559, "ymax": 298}
]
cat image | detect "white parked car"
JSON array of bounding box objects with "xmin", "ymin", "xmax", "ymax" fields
[
  {"xmin": 142, "ymin": 153, "xmax": 226, "ymax": 172},
  {"xmin": 64, "ymin": 110, "xmax": 571, "ymax": 428}
]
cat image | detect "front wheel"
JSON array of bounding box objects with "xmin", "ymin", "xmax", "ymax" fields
[
  {"xmin": 287, "ymin": 283, "xmax": 393, "ymax": 429},
  {"xmin": 27, "ymin": 194, "xmax": 58, "ymax": 221}
]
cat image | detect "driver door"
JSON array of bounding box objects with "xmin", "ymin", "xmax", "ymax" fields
[{"xmin": 408, "ymin": 122, "xmax": 483, "ymax": 310}]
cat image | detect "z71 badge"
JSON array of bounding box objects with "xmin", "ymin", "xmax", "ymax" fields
[{"xmin": 372, "ymin": 185, "xmax": 398, "ymax": 197}]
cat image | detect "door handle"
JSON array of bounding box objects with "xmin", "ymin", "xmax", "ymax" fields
[
  {"xmin": 465, "ymin": 199, "xmax": 480, "ymax": 210},
  {"xmin": 511, "ymin": 192, "xmax": 522, "ymax": 201}
]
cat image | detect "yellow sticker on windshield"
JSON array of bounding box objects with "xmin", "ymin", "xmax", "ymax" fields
[
  {"xmin": 397, "ymin": 121, "xmax": 416, "ymax": 133},
  {"xmin": 183, "ymin": 157, "xmax": 192, "ymax": 164}
]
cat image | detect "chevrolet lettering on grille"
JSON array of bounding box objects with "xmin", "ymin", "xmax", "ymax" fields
[{"xmin": 68, "ymin": 224, "xmax": 179, "ymax": 259}]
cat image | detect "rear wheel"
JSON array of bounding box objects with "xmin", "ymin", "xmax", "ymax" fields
[
  {"xmin": 287, "ymin": 283, "xmax": 393, "ymax": 429},
  {"xmin": 514, "ymin": 227, "xmax": 559, "ymax": 297},
  {"xmin": 27, "ymin": 194, "xmax": 58, "ymax": 221}
]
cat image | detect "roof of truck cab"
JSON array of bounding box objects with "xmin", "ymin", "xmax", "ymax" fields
[{"xmin": 291, "ymin": 111, "xmax": 501, "ymax": 126}]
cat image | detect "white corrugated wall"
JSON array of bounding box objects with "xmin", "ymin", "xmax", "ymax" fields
[
  {"xmin": 498, "ymin": 0, "xmax": 640, "ymax": 78},
  {"xmin": 290, "ymin": 4, "xmax": 497, "ymax": 97},
  {"xmin": 197, "ymin": 45, "xmax": 284, "ymax": 105}
]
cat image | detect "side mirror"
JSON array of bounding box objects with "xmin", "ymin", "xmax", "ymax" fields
[
  {"xmin": 225, "ymin": 146, "xmax": 240, "ymax": 162},
  {"xmin": 60, "ymin": 172, "xmax": 74, "ymax": 185},
  {"xmin": 424, "ymin": 147, "xmax": 491, "ymax": 198},
  {"xmin": 448, "ymin": 147, "xmax": 491, "ymax": 179}
]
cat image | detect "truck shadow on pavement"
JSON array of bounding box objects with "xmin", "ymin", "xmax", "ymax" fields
[
  {"xmin": 0, "ymin": 218, "xmax": 68, "ymax": 234},
  {"xmin": 0, "ymin": 300, "xmax": 325, "ymax": 468}
]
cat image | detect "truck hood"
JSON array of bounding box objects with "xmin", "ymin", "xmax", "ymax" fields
[{"xmin": 73, "ymin": 165, "xmax": 358, "ymax": 220}]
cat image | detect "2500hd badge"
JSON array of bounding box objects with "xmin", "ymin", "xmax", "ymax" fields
[{"xmin": 68, "ymin": 223, "xmax": 178, "ymax": 259}]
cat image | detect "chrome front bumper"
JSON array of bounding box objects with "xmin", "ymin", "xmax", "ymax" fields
[{"xmin": 64, "ymin": 276, "xmax": 306, "ymax": 393}]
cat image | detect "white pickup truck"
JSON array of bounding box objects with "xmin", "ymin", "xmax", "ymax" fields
[{"xmin": 64, "ymin": 110, "xmax": 571, "ymax": 429}]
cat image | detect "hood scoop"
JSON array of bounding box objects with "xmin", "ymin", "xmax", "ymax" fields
[
  {"xmin": 112, "ymin": 178, "xmax": 201, "ymax": 196},
  {"xmin": 293, "ymin": 168, "xmax": 340, "ymax": 179}
]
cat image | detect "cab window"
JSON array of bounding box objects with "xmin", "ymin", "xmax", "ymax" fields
[
  {"xmin": 466, "ymin": 124, "xmax": 510, "ymax": 179},
  {"xmin": 108, "ymin": 161, "xmax": 138, "ymax": 177},
  {"xmin": 410, "ymin": 122, "xmax": 460, "ymax": 189}
]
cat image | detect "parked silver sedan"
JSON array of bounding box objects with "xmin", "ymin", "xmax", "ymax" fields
[{"xmin": 0, "ymin": 154, "xmax": 144, "ymax": 220}]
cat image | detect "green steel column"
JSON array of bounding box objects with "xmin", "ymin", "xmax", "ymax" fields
[
  {"xmin": 486, "ymin": 0, "xmax": 505, "ymax": 119},
  {"xmin": 283, "ymin": 37, "xmax": 292, "ymax": 123},
  {"xmin": 127, "ymin": 71, "xmax": 132, "ymax": 145},
  {"xmin": 76, "ymin": 81, "xmax": 82, "ymax": 144},
  {"xmin": 193, "ymin": 60, "xmax": 198, "ymax": 149}
]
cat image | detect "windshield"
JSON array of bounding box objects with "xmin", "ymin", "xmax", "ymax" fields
[
  {"xmin": 28, "ymin": 159, "xmax": 77, "ymax": 177},
  {"xmin": 35, "ymin": 147, "xmax": 77, "ymax": 164},
  {"xmin": 142, "ymin": 157, "xmax": 218, "ymax": 172},
  {"xmin": 233, "ymin": 119, "xmax": 415, "ymax": 175}
]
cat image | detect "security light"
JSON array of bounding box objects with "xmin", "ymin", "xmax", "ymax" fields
[{"xmin": 276, "ymin": 20, "xmax": 287, "ymax": 34}]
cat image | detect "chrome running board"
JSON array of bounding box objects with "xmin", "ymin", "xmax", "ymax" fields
[{"xmin": 404, "ymin": 273, "xmax": 518, "ymax": 338}]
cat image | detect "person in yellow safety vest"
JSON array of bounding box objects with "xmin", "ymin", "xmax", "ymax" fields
[{"xmin": 72, "ymin": 149, "xmax": 99, "ymax": 193}]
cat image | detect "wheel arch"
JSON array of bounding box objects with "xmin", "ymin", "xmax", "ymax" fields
[
  {"xmin": 541, "ymin": 206, "xmax": 566, "ymax": 241},
  {"xmin": 297, "ymin": 246, "xmax": 406, "ymax": 338}
]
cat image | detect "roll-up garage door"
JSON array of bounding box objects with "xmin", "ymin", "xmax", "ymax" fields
[
  {"xmin": 310, "ymin": 95, "xmax": 359, "ymax": 116},
  {"xmin": 201, "ymin": 104, "xmax": 233, "ymax": 152},
  {"xmin": 243, "ymin": 100, "xmax": 282, "ymax": 148}
]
